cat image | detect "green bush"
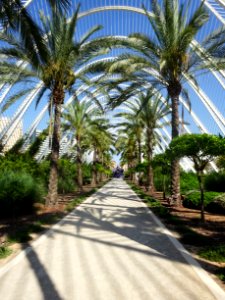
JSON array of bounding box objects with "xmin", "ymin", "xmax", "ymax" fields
[
  {"xmin": 83, "ymin": 163, "xmax": 92, "ymax": 184},
  {"xmin": 58, "ymin": 177, "xmax": 76, "ymax": 194},
  {"xmin": 216, "ymin": 267, "xmax": 225, "ymax": 282},
  {"xmin": 0, "ymin": 171, "xmax": 45, "ymax": 218},
  {"xmin": 0, "ymin": 246, "xmax": 12, "ymax": 259},
  {"xmin": 180, "ymin": 172, "xmax": 199, "ymax": 194},
  {"xmin": 183, "ymin": 191, "xmax": 221, "ymax": 209},
  {"xmin": 204, "ymin": 172, "xmax": 225, "ymax": 192},
  {"xmin": 57, "ymin": 159, "xmax": 76, "ymax": 193},
  {"xmin": 206, "ymin": 194, "xmax": 225, "ymax": 214}
]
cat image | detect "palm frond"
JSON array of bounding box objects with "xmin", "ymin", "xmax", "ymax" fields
[{"xmin": 1, "ymin": 87, "xmax": 34, "ymax": 112}]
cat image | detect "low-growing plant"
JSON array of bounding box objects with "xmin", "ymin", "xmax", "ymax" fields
[
  {"xmin": 7, "ymin": 223, "xmax": 45, "ymax": 244},
  {"xmin": 128, "ymin": 183, "xmax": 169, "ymax": 217},
  {"xmin": 66, "ymin": 188, "xmax": 97, "ymax": 212},
  {"xmin": 198, "ymin": 245, "xmax": 225, "ymax": 262},
  {"xmin": 179, "ymin": 231, "xmax": 212, "ymax": 246},
  {"xmin": 180, "ymin": 171, "xmax": 199, "ymax": 194},
  {"xmin": 206, "ymin": 194, "xmax": 225, "ymax": 214},
  {"xmin": 216, "ymin": 267, "xmax": 225, "ymax": 282},
  {"xmin": 0, "ymin": 245, "xmax": 12, "ymax": 259}
]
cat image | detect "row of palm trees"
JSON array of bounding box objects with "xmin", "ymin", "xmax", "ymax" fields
[
  {"xmin": 61, "ymin": 100, "xmax": 113, "ymax": 195},
  {"xmin": 0, "ymin": 0, "xmax": 225, "ymax": 206},
  {"xmin": 115, "ymin": 90, "xmax": 170, "ymax": 190},
  {"xmin": 92, "ymin": 0, "xmax": 225, "ymax": 204}
]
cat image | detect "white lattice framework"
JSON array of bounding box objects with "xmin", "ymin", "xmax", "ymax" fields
[{"xmin": 0, "ymin": 0, "xmax": 225, "ymax": 167}]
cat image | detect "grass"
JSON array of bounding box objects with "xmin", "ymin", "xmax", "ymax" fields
[
  {"xmin": 66, "ymin": 188, "xmax": 97, "ymax": 212},
  {"xmin": 0, "ymin": 246, "xmax": 12, "ymax": 259},
  {"xmin": 0, "ymin": 186, "xmax": 99, "ymax": 260},
  {"xmin": 128, "ymin": 183, "xmax": 169, "ymax": 217},
  {"xmin": 216, "ymin": 267, "xmax": 225, "ymax": 282},
  {"xmin": 128, "ymin": 181, "xmax": 225, "ymax": 283},
  {"xmin": 7, "ymin": 223, "xmax": 44, "ymax": 243},
  {"xmin": 198, "ymin": 245, "xmax": 225, "ymax": 262},
  {"xmin": 128, "ymin": 182, "xmax": 214, "ymax": 245}
]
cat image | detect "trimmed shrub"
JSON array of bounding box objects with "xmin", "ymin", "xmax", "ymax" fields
[
  {"xmin": 57, "ymin": 159, "xmax": 76, "ymax": 193},
  {"xmin": 58, "ymin": 177, "xmax": 76, "ymax": 194},
  {"xmin": 180, "ymin": 172, "xmax": 199, "ymax": 194},
  {"xmin": 183, "ymin": 191, "xmax": 221, "ymax": 209},
  {"xmin": 206, "ymin": 194, "xmax": 225, "ymax": 214},
  {"xmin": 83, "ymin": 163, "xmax": 92, "ymax": 185},
  {"xmin": 0, "ymin": 171, "xmax": 44, "ymax": 218},
  {"xmin": 204, "ymin": 172, "xmax": 225, "ymax": 192},
  {"xmin": 153, "ymin": 166, "xmax": 170, "ymax": 193}
]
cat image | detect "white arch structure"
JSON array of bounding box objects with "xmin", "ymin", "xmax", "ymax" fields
[{"xmin": 0, "ymin": 1, "xmax": 224, "ymax": 169}]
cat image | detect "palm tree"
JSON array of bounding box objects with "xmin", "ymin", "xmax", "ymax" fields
[
  {"xmin": 137, "ymin": 91, "xmax": 170, "ymax": 191},
  {"xmin": 86, "ymin": 120, "xmax": 114, "ymax": 186},
  {"xmin": 115, "ymin": 130, "xmax": 138, "ymax": 182},
  {"xmin": 115, "ymin": 106, "xmax": 144, "ymax": 184},
  {"xmin": 62, "ymin": 100, "xmax": 108, "ymax": 190},
  {"xmin": 0, "ymin": 5, "xmax": 115, "ymax": 205},
  {"xmin": 0, "ymin": 0, "xmax": 70, "ymax": 29},
  {"xmin": 116, "ymin": 90, "xmax": 170, "ymax": 190},
  {"xmin": 97, "ymin": 0, "xmax": 216, "ymax": 204}
]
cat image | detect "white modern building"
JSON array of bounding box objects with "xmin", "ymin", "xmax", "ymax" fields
[{"xmin": 0, "ymin": 117, "xmax": 23, "ymax": 152}]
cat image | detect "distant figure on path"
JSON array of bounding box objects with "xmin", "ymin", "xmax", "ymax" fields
[{"xmin": 113, "ymin": 166, "xmax": 124, "ymax": 178}]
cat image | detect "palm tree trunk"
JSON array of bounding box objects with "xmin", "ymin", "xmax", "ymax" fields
[
  {"xmin": 168, "ymin": 83, "xmax": 181, "ymax": 206},
  {"xmin": 76, "ymin": 137, "xmax": 83, "ymax": 191},
  {"xmin": 138, "ymin": 138, "xmax": 142, "ymax": 185},
  {"xmin": 91, "ymin": 148, "xmax": 97, "ymax": 186},
  {"xmin": 147, "ymin": 134, "xmax": 155, "ymax": 193},
  {"xmin": 47, "ymin": 87, "xmax": 64, "ymax": 206}
]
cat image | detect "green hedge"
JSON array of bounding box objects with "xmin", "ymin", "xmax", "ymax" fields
[
  {"xmin": 204, "ymin": 172, "xmax": 225, "ymax": 192},
  {"xmin": 0, "ymin": 171, "xmax": 45, "ymax": 218},
  {"xmin": 206, "ymin": 194, "xmax": 225, "ymax": 214},
  {"xmin": 183, "ymin": 191, "xmax": 221, "ymax": 209},
  {"xmin": 180, "ymin": 172, "xmax": 199, "ymax": 194}
]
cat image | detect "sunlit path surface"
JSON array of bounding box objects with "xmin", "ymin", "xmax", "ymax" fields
[{"xmin": 0, "ymin": 179, "xmax": 224, "ymax": 300}]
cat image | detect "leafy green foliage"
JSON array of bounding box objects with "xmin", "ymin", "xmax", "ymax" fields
[
  {"xmin": 183, "ymin": 191, "xmax": 221, "ymax": 209},
  {"xmin": 198, "ymin": 245, "xmax": 225, "ymax": 262},
  {"xmin": 58, "ymin": 159, "xmax": 76, "ymax": 193},
  {"xmin": 179, "ymin": 231, "xmax": 212, "ymax": 246},
  {"xmin": 206, "ymin": 194, "xmax": 225, "ymax": 214},
  {"xmin": 168, "ymin": 134, "xmax": 225, "ymax": 164},
  {"xmin": 82, "ymin": 163, "xmax": 92, "ymax": 185},
  {"xmin": 204, "ymin": 172, "xmax": 225, "ymax": 192},
  {"xmin": 66, "ymin": 188, "xmax": 97, "ymax": 212},
  {"xmin": 0, "ymin": 171, "xmax": 45, "ymax": 218},
  {"xmin": 216, "ymin": 268, "xmax": 225, "ymax": 282},
  {"xmin": 128, "ymin": 183, "xmax": 169, "ymax": 217},
  {"xmin": 180, "ymin": 172, "xmax": 199, "ymax": 194},
  {"xmin": 7, "ymin": 223, "xmax": 45, "ymax": 243},
  {"xmin": 0, "ymin": 246, "xmax": 12, "ymax": 259}
]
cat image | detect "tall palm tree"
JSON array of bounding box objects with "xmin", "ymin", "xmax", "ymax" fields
[
  {"xmin": 0, "ymin": 0, "xmax": 70, "ymax": 29},
  {"xmin": 86, "ymin": 119, "xmax": 113, "ymax": 186},
  {"xmin": 115, "ymin": 106, "xmax": 144, "ymax": 184},
  {"xmin": 115, "ymin": 130, "xmax": 138, "ymax": 182},
  {"xmin": 137, "ymin": 91, "xmax": 170, "ymax": 191},
  {"xmin": 116, "ymin": 90, "xmax": 170, "ymax": 190},
  {"xmin": 62, "ymin": 100, "xmax": 107, "ymax": 190},
  {"xmin": 0, "ymin": 5, "xmax": 114, "ymax": 205},
  {"xmin": 96, "ymin": 0, "xmax": 217, "ymax": 204}
]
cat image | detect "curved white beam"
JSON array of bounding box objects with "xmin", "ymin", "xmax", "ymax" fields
[
  {"xmin": 1, "ymin": 4, "xmax": 225, "ymax": 145},
  {"xmin": 0, "ymin": 83, "xmax": 43, "ymax": 142},
  {"xmin": 203, "ymin": 0, "xmax": 225, "ymax": 25}
]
